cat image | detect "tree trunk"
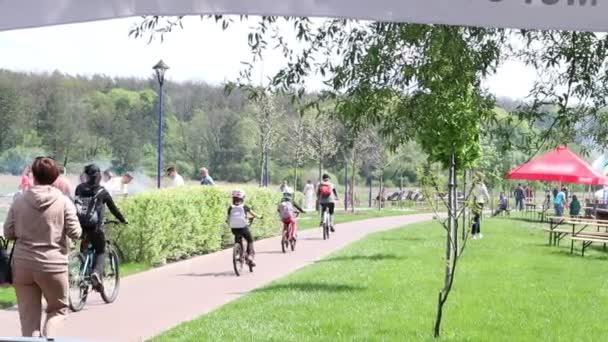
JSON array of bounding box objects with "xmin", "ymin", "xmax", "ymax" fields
[
  {"xmin": 344, "ymin": 156, "xmax": 348, "ymax": 212},
  {"xmin": 434, "ymin": 153, "xmax": 458, "ymax": 337},
  {"xmin": 259, "ymin": 149, "xmax": 265, "ymax": 187},
  {"xmin": 378, "ymin": 173, "xmax": 384, "ymax": 211},
  {"xmin": 368, "ymin": 177, "xmax": 373, "ymax": 208},
  {"xmin": 461, "ymin": 170, "xmax": 467, "ymax": 243},
  {"xmin": 264, "ymin": 150, "xmax": 270, "ymax": 187},
  {"xmin": 63, "ymin": 145, "xmax": 70, "ymax": 169},
  {"xmin": 318, "ymin": 159, "xmax": 323, "ymax": 182},
  {"xmin": 351, "ymin": 151, "xmax": 356, "ymax": 213},
  {"xmin": 293, "ymin": 166, "xmax": 298, "ymax": 193},
  {"xmin": 293, "ymin": 150, "xmax": 299, "ymax": 192}
]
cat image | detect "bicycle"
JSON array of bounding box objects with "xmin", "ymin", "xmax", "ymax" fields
[
  {"xmin": 322, "ymin": 210, "xmax": 331, "ymax": 240},
  {"xmin": 281, "ymin": 212, "xmax": 300, "ymax": 253},
  {"xmin": 233, "ymin": 217, "xmax": 256, "ymax": 277},
  {"xmin": 68, "ymin": 220, "xmax": 122, "ymax": 312}
]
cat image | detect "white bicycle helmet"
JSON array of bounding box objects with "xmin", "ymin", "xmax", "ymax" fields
[{"xmin": 231, "ymin": 190, "xmax": 246, "ymax": 199}]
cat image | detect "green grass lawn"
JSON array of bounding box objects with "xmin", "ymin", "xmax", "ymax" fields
[
  {"xmin": 0, "ymin": 262, "xmax": 149, "ymax": 309},
  {"xmin": 152, "ymin": 218, "xmax": 608, "ymax": 341}
]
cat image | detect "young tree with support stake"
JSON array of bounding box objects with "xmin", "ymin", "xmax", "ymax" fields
[{"xmin": 231, "ymin": 22, "xmax": 503, "ymax": 337}]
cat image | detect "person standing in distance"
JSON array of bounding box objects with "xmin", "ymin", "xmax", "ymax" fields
[
  {"xmin": 514, "ymin": 184, "xmax": 525, "ymax": 211},
  {"xmin": 166, "ymin": 166, "xmax": 185, "ymax": 187},
  {"xmin": 200, "ymin": 167, "xmax": 215, "ymax": 186},
  {"xmin": 472, "ymin": 173, "xmax": 490, "ymax": 240}
]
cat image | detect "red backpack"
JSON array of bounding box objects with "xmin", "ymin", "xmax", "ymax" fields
[{"xmin": 319, "ymin": 183, "xmax": 332, "ymax": 197}]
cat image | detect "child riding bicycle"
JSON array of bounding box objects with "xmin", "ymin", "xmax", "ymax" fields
[
  {"xmin": 318, "ymin": 174, "xmax": 339, "ymax": 232},
  {"xmin": 227, "ymin": 190, "xmax": 259, "ymax": 266},
  {"xmin": 278, "ymin": 191, "xmax": 305, "ymax": 240}
]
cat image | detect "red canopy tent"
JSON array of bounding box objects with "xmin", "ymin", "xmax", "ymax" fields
[{"xmin": 506, "ymin": 146, "xmax": 608, "ymax": 185}]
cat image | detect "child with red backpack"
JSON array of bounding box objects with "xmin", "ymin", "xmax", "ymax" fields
[
  {"xmin": 278, "ymin": 192, "xmax": 305, "ymax": 240},
  {"xmin": 317, "ymin": 174, "xmax": 339, "ymax": 231}
]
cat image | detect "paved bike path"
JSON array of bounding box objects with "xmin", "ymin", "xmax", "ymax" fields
[{"xmin": 0, "ymin": 213, "xmax": 433, "ymax": 341}]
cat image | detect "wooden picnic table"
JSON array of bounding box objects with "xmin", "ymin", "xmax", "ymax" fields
[{"xmin": 545, "ymin": 216, "xmax": 608, "ymax": 255}]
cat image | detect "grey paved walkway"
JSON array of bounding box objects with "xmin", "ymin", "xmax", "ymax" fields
[{"xmin": 0, "ymin": 213, "xmax": 432, "ymax": 341}]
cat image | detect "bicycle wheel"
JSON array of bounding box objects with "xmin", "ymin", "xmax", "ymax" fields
[
  {"xmin": 100, "ymin": 245, "xmax": 120, "ymax": 304},
  {"xmin": 68, "ymin": 251, "xmax": 88, "ymax": 312},
  {"xmin": 290, "ymin": 224, "xmax": 296, "ymax": 251},
  {"xmin": 233, "ymin": 243, "xmax": 243, "ymax": 276},
  {"xmin": 281, "ymin": 230, "xmax": 288, "ymax": 254}
]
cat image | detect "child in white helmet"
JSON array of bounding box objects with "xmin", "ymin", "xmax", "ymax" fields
[{"xmin": 227, "ymin": 190, "xmax": 259, "ymax": 265}]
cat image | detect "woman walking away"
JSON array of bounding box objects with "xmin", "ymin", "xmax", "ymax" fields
[
  {"xmin": 472, "ymin": 174, "xmax": 490, "ymax": 240},
  {"xmin": 3, "ymin": 157, "xmax": 82, "ymax": 337}
]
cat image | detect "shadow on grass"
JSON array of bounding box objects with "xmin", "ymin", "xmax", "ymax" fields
[
  {"xmin": 504, "ymin": 217, "xmax": 542, "ymax": 224},
  {"xmin": 548, "ymin": 249, "xmax": 608, "ymax": 261},
  {"xmin": 317, "ymin": 253, "xmax": 402, "ymax": 263},
  {"xmin": 254, "ymin": 282, "xmax": 365, "ymax": 293},
  {"xmin": 380, "ymin": 237, "xmax": 424, "ymax": 242},
  {"xmin": 179, "ymin": 271, "xmax": 235, "ymax": 277}
]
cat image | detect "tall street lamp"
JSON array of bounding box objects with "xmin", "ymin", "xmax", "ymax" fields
[{"xmin": 153, "ymin": 60, "xmax": 169, "ymax": 189}]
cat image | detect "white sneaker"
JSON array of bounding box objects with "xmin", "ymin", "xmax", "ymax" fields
[
  {"xmin": 478, "ymin": 233, "xmax": 484, "ymax": 239},
  {"xmin": 472, "ymin": 234, "xmax": 477, "ymax": 240}
]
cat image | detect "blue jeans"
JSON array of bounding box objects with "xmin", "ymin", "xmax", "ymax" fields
[{"xmin": 554, "ymin": 204, "xmax": 564, "ymax": 217}]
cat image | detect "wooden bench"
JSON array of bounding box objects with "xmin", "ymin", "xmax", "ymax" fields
[
  {"xmin": 571, "ymin": 235, "xmax": 608, "ymax": 256},
  {"xmin": 543, "ymin": 228, "xmax": 573, "ymax": 246}
]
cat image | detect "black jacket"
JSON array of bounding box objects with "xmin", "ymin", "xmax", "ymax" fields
[{"xmin": 74, "ymin": 183, "xmax": 127, "ymax": 227}]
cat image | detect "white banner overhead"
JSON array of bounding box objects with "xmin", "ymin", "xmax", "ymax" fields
[{"xmin": 0, "ymin": 0, "xmax": 605, "ymax": 32}]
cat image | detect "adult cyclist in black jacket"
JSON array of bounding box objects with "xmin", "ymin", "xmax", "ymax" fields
[{"xmin": 75, "ymin": 164, "xmax": 127, "ymax": 290}]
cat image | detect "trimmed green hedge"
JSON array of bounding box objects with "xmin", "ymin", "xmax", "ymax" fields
[{"xmin": 108, "ymin": 186, "xmax": 299, "ymax": 265}]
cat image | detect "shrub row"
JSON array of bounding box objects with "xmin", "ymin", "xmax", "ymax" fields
[{"xmin": 108, "ymin": 186, "xmax": 300, "ymax": 265}]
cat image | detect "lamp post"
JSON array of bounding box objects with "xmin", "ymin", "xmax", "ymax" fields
[{"xmin": 153, "ymin": 60, "xmax": 169, "ymax": 189}]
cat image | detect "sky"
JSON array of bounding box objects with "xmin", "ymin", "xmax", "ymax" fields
[{"xmin": 0, "ymin": 16, "xmax": 536, "ymax": 99}]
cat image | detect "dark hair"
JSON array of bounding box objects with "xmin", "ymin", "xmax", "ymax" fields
[
  {"xmin": 232, "ymin": 197, "xmax": 244, "ymax": 205},
  {"xmin": 31, "ymin": 157, "xmax": 59, "ymax": 185},
  {"xmin": 322, "ymin": 173, "xmax": 330, "ymax": 180},
  {"xmin": 167, "ymin": 166, "xmax": 176, "ymax": 173},
  {"xmin": 84, "ymin": 164, "xmax": 101, "ymax": 185}
]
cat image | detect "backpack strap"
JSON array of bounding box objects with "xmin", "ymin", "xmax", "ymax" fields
[
  {"xmin": 92, "ymin": 187, "xmax": 105, "ymax": 199},
  {"xmin": 86, "ymin": 187, "xmax": 105, "ymax": 216}
]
